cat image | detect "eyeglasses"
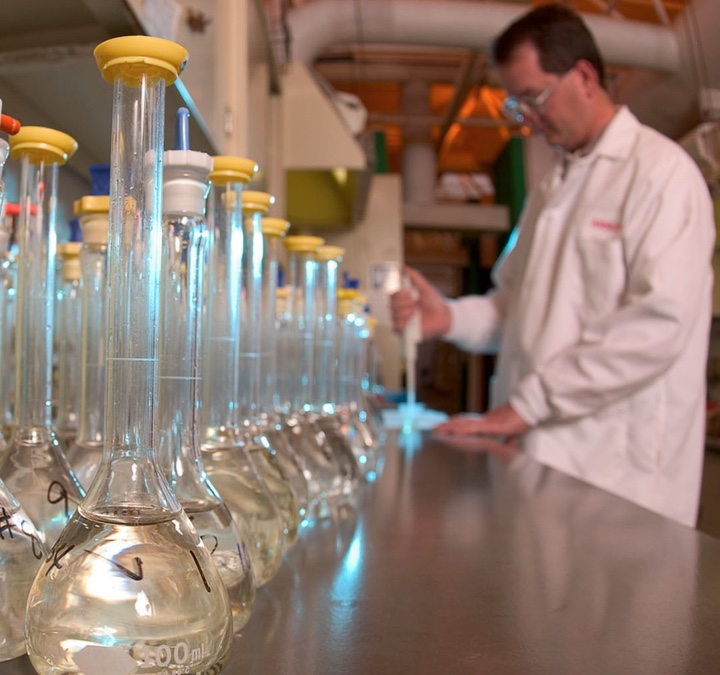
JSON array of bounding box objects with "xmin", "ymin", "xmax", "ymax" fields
[{"xmin": 501, "ymin": 69, "xmax": 574, "ymax": 125}]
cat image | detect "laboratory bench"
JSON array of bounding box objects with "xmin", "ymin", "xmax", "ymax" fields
[{"xmin": 7, "ymin": 430, "xmax": 720, "ymax": 674}]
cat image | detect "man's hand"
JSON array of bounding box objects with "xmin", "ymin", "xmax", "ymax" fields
[
  {"xmin": 432, "ymin": 403, "xmax": 531, "ymax": 440},
  {"xmin": 389, "ymin": 266, "xmax": 452, "ymax": 339},
  {"xmin": 430, "ymin": 431, "xmax": 520, "ymax": 465}
]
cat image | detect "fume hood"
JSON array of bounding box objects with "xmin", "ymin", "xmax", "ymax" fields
[{"xmin": 282, "ymin": 61, "xmax": 374, "ymax": 230}]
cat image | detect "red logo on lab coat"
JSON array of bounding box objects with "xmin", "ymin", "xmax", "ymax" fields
[{"xmin": 591, "ymin": 219, "xmax": 621, "ymax": 232}]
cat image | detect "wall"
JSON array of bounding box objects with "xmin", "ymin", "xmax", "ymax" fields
[{"xmin": 128, "ymin": 0, "xmax": 274, "ymax": 178}]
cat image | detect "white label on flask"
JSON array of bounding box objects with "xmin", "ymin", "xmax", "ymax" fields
[{"xmin": 73, "ymin": 645, "xmax": 138, "ymax": 675}]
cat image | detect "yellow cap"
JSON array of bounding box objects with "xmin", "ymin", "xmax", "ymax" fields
[
  {"xmin": 94, "ymin": 36, "xmax": 188, "ymax": 85},
  {"xmin": 262, "ymin": 217, "xmax": 290, "ymax": 238},
  {"xmin": 241, "ymin": 190, "xmax": 274, "ymax": 215},
  {"xmin": 59, "ymin": 245, "xmax": 82, "ymax": 281},
  {"xmin": 210, "ymin": 156, "xmax": 258, "ymax": 185},
  {"xmin": 57, "ymin": 242, "xmax": 83, "ymax": 258},
  {"xmin": 315, "ymin": 245, "xmax": 344, "ymax": 262},
  {"xmin": 338, "ymin": 298, "xmax": 354, "ymax": 315},
  {"xmin": 9, "ymin": 126, "xmax": 77, "ymax": 165},
  {"xmin": 74, "ymin": 195, "xmax": 110, "ymax": 216},
  {"xmin": 75, "ymin": 196, "xmax": 110, "ymax": 246},
  {"xmin": 276, "ymin": 286, "xmax": 291, "ymax": 299},
  {"xmin": 337, "ymin": 288, "xmax": 357, "ymax": 301},
  {"xmin": 284, "ymin": 235, "xmax": 325, "ymax": 253}
]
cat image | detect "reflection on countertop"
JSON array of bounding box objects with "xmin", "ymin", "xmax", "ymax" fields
[{"xmin": 6, "ymin": 430, "xmax": 720, "ymax": 674}]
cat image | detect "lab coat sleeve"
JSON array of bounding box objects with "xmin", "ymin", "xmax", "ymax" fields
[
  {"xmin": 442, "ymin": 226, "xmax": 520, "ymax": 354},
  {"xmin": 444, "ymin": 292, "xmax": 504, "ymax": 354},
  {"xmin": 510, "ymin": 155, "xmax": 715, "ymax": 426}
]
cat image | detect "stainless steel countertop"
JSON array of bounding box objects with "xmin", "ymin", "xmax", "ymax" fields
[{"xmin": 7, "ymin": 430, "xmax": 720, "ymax": 674}]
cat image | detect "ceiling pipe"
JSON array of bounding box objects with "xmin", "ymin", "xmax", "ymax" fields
[
  {"xmin": 287, "ymin": 0, "xmax": 681, "ymax": 74},
  {"xmin": 612, "ymin": 0, "xmax": 720, "ymax": 139}
]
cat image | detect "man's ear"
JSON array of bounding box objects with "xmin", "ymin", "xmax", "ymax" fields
[{"xmin": 574, "ymin": 59, "xmax": 601, "ymax": 95}]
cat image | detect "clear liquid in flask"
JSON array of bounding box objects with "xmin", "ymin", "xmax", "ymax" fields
[
  {"xmin": 248, "ymin": 439, "xmax": 300, "ymax": 548},
  {"xmin": 202, "ymin": 442, "xmax": 286, "ymax": 587},
  {"xmin": 185, "ymin": 499, "xmax": 256, "ymax": 634},
  {"xmin": 0, "ymin": 497, "xmax": 46, "ymax": 662},
  {"xmin": 0, "ymin": 429, "xmax": 84, "ymax": 547},
  {"xmin": 26, "ymin": 507, "xmax": 233, "ymax": 674},
  {"xmin": 262, "ymin": 423, "xmax": 310, "ymax": 523}
]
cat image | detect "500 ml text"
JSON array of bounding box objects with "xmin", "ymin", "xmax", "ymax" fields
[{"xmin": 135, "ymin": 640, "xmax": 209, "ymax": 670}]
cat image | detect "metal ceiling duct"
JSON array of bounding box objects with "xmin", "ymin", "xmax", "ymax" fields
[{"xmin": 287, "ymin": 0, "xmax": 681, "ymax": 73}]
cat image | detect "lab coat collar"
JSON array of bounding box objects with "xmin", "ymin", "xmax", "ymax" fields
[{"xmin": 564, "ymin": 106, "xmax": 637, "ymax": 165}]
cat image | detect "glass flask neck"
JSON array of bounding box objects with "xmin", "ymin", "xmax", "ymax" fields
[
  {"xmin": 82, "ymin": 70, "xmax": 179, "ymax": 522},
  {"xmin": 286, "ymin": 250, "xmax": 318, "ymax": 412},
  {"xmin": 201, "ymin": 182, "xmax": 245, "ymax": 445},
  {"xmin": 259, "ymin": 232, "xmax": 281, "ymax": 415},
  {"xmin": 75, "ymin": 242, "xmax": 108, "ymax": 445},
  {"xmin": 54, "ymin": 276, "xmax": 82, "ymax": 440},
  {"xmin": 158, "ymin": 212, "xmax": 220, "ymax": 505},
  {"xmin": 313, "ymin": 258, "xmax": 339, "ymax": 411},
  {"xmin": 13, "ymin": 158, "xmax": 58, "ymax": 430},
  {"xmin": 0, "ymin": 255, "xmax": 14, "ymax": 435},
  {"xmin": 237, "ymin": 210, "xmax": 265, "ymax": 422}
]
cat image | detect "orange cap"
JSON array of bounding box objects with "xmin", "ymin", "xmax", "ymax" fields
[{"xmin": 0, "ymin": 114, "xmax": 20, "ymax": 135}]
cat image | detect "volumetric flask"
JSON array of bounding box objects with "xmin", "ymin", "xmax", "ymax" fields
[
  {"xmin": 0, "ymin": 476, "xmax": 46, "ymax": 662},
  {"xmin": 65, "ymin": 197, "xmax": 110, "ymax": 489},
  {"xmin": 281, "ymin": 235, "xmax": 344, "ymax": 519},
  {"xmin": 25, "ymin": 36, "xmax": 232, "ymax": 675},
  {"xmin": 0, "ymin": 246, "xmax": 15, "ymax": 441},
  {"xmin": 54, "ymin": 242, "xmax": 83, "ymax": 452},
  {"xmin": 259, "ymin": 217, "xmax": 310, "ymax": 524},
  {"xmin": 0, "ymin": 126, "xmax": 84, "ymax": 548},
  {"xmin": 0, "ymin": 135, "xmax": 11, "ymax": 449},
  {"xmin": 336, "ymin": 288, "xmax": 379, "ymax": 479},
  {"xmin": 158, "ymin": 121, "xmax": 255, "ymax": 633},
  {"xmin": 200, "ymin": 158, "xmax": 287, "ymax": 587},
  {"xmin": 240, "ymin": 191, "xmax": 300, "ymax": 549},
  {"xmin": 313, "ymin": 245, "xmax": 361, "ymax": 498}
]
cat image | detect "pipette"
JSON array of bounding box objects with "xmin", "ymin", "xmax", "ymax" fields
[{"xmin": 401, "ymin": 275, "xmax": 422, "ymax": 432}]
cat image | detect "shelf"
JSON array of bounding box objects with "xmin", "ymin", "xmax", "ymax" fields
[{"xmin": 0, "ymin": 0, "xmax": 218, "ymax": 185}]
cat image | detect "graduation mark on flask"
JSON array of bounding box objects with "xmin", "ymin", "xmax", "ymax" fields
[{"xmin": 83, "ymin": 549, "xmax": 144, "ymax": 581}]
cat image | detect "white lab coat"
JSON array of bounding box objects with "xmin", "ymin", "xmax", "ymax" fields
[{"xmin": 446, "ymin": 107, "xmax": 715, "ymax": 527}]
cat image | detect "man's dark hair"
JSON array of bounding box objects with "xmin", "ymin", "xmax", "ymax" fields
[{"xmin": 491, "ymin": 4, "xmax": 606, "ymax": 89}]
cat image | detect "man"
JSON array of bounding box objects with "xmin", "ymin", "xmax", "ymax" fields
[{"xmin": 391, "ymin": 4, "xmax": 715, "ymax": 527}]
